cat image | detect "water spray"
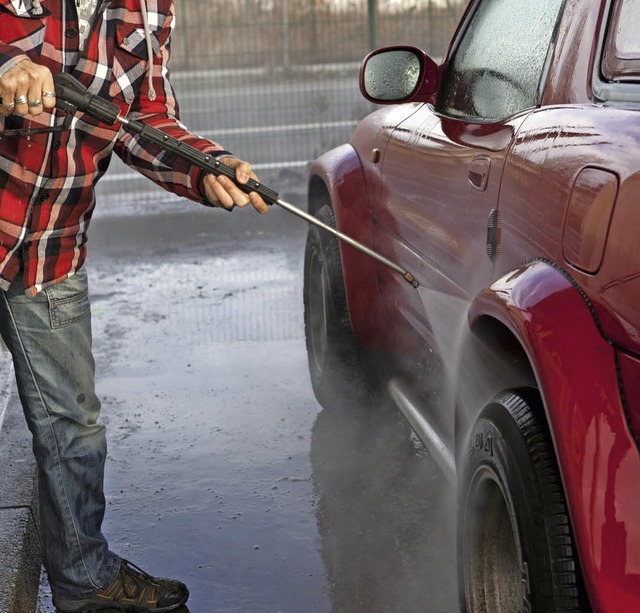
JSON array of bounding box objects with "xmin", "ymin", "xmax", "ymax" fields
[{"xmin": 52, "ymin": 73, "xmax": 419, "ymax": 289}]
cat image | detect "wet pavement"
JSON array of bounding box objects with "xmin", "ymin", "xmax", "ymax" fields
[{"xmin": 36, "ymin": 204, "xmax": 457, "ymax": 613}]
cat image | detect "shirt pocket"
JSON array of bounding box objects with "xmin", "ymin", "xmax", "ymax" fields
[
  {"xmin": 108, "ymin": 19, "xmax": 169, "ymax": 104},
  {"xmin": 0, "ymin": 1, "xmax": 47, "ymax": 59}
]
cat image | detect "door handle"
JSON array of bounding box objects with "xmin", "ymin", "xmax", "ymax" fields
[{"xmin": 469, "ymin": 156, "xmax": 491, "ymax": 191}]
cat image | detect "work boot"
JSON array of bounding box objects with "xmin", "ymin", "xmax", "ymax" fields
[{"xmin": 53, "ymin": 559, "xmax": 189, "ymax": 612}]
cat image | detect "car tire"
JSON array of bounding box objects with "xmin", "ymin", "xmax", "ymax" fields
[
  {"xmin": 459, "ymin": 389, "xmax": 588, "ymax": 612},
  {"xmin": 303, "ymin": 205, "xmax": 373, "ymax": 409}
]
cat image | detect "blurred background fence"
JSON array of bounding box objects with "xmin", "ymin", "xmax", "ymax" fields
[{"xmin": 97, "ymin": 0, "xmax": 467, "ymax": 214}]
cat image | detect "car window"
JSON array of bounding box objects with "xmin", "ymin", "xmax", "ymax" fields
[
  {"xmin": 602, "ymin": 0, "xmax": 640, "ymax": 81},
  {"xmin": 437, "ymin": 0, "xmax": 565, "ymax": 121}
]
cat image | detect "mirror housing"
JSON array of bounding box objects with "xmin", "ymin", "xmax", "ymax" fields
[{"xmin": 360, "ymin": 46, "xmax": 439, "ymax": 104}]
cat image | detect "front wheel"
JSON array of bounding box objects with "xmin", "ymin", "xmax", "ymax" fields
[
  {"xmin": 459, "ymin": 389, "xmax": 589, "ymax": 612},
  {"xmin": 303, "ymin": 205, "xmax": 373, "ymax": 409}
]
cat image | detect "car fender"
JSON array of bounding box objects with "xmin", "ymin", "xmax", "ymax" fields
[
  {"xmin": 468, "ymin": 259, "xmax": 640, "ymax": 613},
  {"xmin": 309, "ymin": 145, "xmax": 391, "ymax": 349}
]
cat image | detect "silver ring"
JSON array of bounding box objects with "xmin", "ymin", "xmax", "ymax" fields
[
  {"xmin": 14, "ymin": 95, "xmax": 28, "ymax": 105},
  {"xmin": 28, "ymin": 99, "xmax": 43, "ymax": 108},
  {"xmin": 42, "ymin": 91, "xmax": 56, "ymax": 98},
  {"xmin": 2, "ymin": 102, "xmax": 16, "ymax": 109}
]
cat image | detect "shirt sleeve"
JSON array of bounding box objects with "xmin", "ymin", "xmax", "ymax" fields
[{"xmin": 112, "ymin": 3, "xmax": 229, "ymax": 206}]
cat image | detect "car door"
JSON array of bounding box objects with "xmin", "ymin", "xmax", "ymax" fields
[{"xmin": 370, "ymin": 0, "xmax": 566, "ymax": 349}]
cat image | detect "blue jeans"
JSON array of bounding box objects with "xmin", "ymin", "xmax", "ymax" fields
[{"xmin": 0, "ymin": 267, "xmax": 120, "ymax": 600}]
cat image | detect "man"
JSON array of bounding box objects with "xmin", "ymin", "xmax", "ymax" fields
[{"xmin": 0, "ymin": 1, "xmax": 267, "ymax": 611}]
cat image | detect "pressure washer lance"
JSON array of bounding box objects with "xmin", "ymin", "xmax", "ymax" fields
[{"xmin": 53, "ymin": 73, "xmax": 419, "ymax": 288}]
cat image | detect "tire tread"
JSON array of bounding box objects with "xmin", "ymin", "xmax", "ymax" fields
[{"xmin": 499, "ymin": 390, "xmax": 589, "ymax": 611}]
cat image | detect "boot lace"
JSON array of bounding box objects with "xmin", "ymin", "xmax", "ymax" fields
[{"xmin": 118, "ymin": 559, "xmax": 161, "ymax": 601}]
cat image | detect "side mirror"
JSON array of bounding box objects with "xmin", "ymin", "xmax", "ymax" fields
[{"xmin": 360, "ymin": 46, "xmax": 439, "ymax": 104}]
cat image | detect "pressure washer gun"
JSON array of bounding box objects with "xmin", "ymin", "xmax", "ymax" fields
[{"xmin": 53, "ymin": 73, "xmax": 419, "ymax": 288}]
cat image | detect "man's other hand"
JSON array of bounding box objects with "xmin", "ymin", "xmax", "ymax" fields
[{"xmin": 203, "ymin": 157, "xmax": 269, "ymax": 214}]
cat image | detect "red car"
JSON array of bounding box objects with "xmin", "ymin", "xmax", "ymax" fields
[{"xmin": 303, "ymin": 0, "xmax": 640, "ymax": 611}]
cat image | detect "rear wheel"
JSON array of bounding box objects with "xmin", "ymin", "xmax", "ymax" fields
[
  {"xmin": 459, "ymin": 389, "xmax": 589, "ymax": 612},
  {"xmin": 303, "ymin": 205, "xmax": 373, "ymax": 408}
]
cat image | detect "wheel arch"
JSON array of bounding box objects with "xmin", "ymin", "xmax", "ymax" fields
[
  {"xmin": 308, "ymin": 144, "xmax": 370, "ymax": 230},
  {"xmin": 457, "ymin": 259, "xmax": 619, "ymax": 447},
  {"xmin": 307, "ymin": 146, "xmax": 389, "ymax": 349}
]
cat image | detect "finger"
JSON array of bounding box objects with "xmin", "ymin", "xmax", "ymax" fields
[
  {"xmin": 233, "ymin": 161, "xmax": 253, "ymax": 185},
  {"xmin": 205, "ymin": 176, "xmax": 237, "ymax": 210},
  {"xmin": 219, "ymin": 175, "xmax": 252, "ymax": 208},
  {"xmin": 27, "ymin": 82, "xmax": 44, "ymax": 115},
  {"xmin": 41, "ymin": 72, "xmax": 56, "ymax": 111},
  {"xmin": 227, "ymin": 160, "xmax": 269, "ymax": 213},
  {"xmin": 13, "ymin": 90, "xmax": 30, "ymax": 115},
  {"xmin": 237, "ymin": 165, "xmax": 269, "ymax": 213},
  {"xmin": 0, "ymin": 73, "xmax": 13, "ymax": 113},
  {"xmin": 204, "ymin": 170, "xmax": 265, "ymax": 212},
  {"xmin": 249, "ymin": 191, "xmax": 269, "ymax": 215},
  {"xmin": 1, "ymin": 93, "xmax": 16, "ymax": 116}
]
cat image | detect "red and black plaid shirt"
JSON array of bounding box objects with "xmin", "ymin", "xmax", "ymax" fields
[{"xmin": 0, "ymin": 0, "xmax": 226, "ymax": 295}]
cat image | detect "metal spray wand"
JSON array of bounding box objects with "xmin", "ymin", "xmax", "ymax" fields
[{"xmin": 53, "ymin": 73, "xmax": 419, "ymax": 288}]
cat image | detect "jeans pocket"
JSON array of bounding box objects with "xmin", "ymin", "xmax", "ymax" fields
[{"xmin": 46, "ymin": 271, "xmax": 91, "ymax": 329}]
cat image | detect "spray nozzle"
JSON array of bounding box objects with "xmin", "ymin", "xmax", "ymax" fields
[{"xmin": 403, "ymin": 272, "xmax": 420, "ymax": 288}]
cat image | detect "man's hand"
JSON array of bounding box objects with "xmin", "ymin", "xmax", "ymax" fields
[
  {"xmin": 203, "ymin": 157, "xmax": 269, "ymax": 214},
  {"xmin": 0, "ymin": 59, "xmax": 56, "ymax": 117}
]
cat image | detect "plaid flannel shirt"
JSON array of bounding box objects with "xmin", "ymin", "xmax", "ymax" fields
[{"xmin": 0, "ymin": 0, "xmax": 227, "ymax": 295}]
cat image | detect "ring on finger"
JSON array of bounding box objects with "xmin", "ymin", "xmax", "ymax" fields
[
  {"xmin": 28, "ymin": 99, "xmax": 43, "ymax": 108},
  {"xmin": 14, "ymin": 95, "xmax": 28, "ymax": 105},
  {"xmin": 2, "ymin": 102, "xmax": 16, "ymax": 109},
  {"xmin": 42, "ymin": 91, "xmax": 56, "ymax": 98}
]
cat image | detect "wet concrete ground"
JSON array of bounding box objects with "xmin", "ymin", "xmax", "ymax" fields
[{"xmin": 37, "ymin": 205, "xmax": 457, "ymax": 613}]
